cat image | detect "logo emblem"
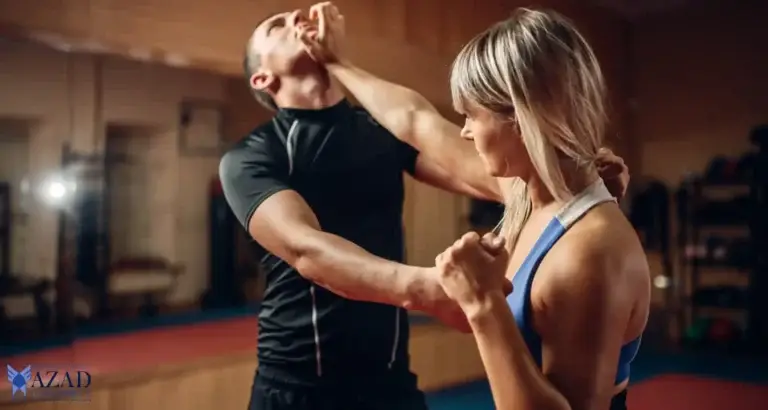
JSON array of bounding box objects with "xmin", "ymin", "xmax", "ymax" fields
[{"xmin": 7, "ymin": 365, "xmax": 32, "ymax": 397}]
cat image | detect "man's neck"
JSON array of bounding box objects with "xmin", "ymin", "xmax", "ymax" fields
[{"xmin": 274, "ymin": 72, "xmax": 345, "ymax": 110}]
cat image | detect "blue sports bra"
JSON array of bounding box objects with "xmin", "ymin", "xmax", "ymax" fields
[{"xmin": 506, "ymin": 179, "xmax": 641, "ymax": 385}]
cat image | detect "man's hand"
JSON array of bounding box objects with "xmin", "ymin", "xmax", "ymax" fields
[
  {"xmin": 300, "ymin": 2, "xmax": 346, "ymax": 64},
  {"xmin": 405, "ymin": 262, "xmax": 513, "ymax": 333},
  {"xmin": 405, "ymin": 268, "xmax": 472, "ymax": 333},
  {"xmin": 595, "ymin": 148, "xmax": 630, "ymax": 200}
]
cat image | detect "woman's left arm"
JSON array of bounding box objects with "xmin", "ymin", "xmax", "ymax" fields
[{"xmin": 465, "ymin": 244, "xmax": 628, "ymax": 410}]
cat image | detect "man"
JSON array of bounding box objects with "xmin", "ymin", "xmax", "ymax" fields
[{"xmin": 220, "ymin": 9, "xmax": 630, "ymax": 410}]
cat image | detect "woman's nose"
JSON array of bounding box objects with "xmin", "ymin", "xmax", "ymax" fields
[{"xmin": 460, "ymin": 126, "xmax": 473, "ymax": 141}]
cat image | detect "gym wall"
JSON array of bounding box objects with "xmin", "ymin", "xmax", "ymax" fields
[
  {"xmin": 627, "ymin": 0, "xmax": 767, "ymax": 328},
  {"xmin": 630, "ymin": 0, "xmax": 767, "ymax": 184}
]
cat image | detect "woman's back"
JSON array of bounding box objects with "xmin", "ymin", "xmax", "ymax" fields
[
  {"xmin": 505, "ymin": 180, "xmax": 650, "ymax": 405},
  {"xmin": 507, "ymin": 191, "xmax": 649, "ymax": 342}
]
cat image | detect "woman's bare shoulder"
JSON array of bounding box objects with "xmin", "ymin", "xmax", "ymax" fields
[
  {"xmin": 561, "ymin": 203, "xmax": 643, "ymax": 262},
  {"xmin": 534, "ymin": 203, "xmax": 649, "ymax": 301}
]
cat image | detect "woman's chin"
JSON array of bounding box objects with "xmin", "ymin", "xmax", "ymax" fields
[{"xmin": 482, "ymin": 158, "xmax": 511, "ymax": 177}]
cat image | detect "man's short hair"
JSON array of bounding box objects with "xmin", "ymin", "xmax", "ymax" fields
[{"xmin": 244, "ymin": 17, "xmax": 279, "ymax": 112}]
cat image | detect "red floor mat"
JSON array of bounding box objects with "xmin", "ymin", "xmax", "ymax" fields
[
  {"xmin": 2, "ymin": 318, "xmax": 257, "ymax": 375},
  {"xmin": 628, "ymin": 374, "xmax": 766, "ymax": 410}
]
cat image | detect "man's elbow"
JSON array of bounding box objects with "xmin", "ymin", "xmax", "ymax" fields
[
  {"xmin": 292, "ymin": 252, "xmax": 319, "ymax": 282},
  {"xmin": 282, "ymin": 232, "xmax": 326, "ymax": 282},
  {"xmin": 287, "ymin": 236, "xmax": 355, "ymax": 300}
]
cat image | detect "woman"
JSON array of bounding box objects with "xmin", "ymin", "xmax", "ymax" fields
[{"xmin": 302, "ymin": 4, "xmax": 649, "ymax": 410}]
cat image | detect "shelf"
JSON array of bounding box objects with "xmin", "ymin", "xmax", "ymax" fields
[
  {"xmin": 680, "ymin": 338, "xmax": 754, "ymax": 355},
  {"xmin": 678, "ymin": 143, "xmax": 768, "ymax": 348},
  {"xmin": 696, "ymin": 178, "xmax": 751, "ymax": 188},
  {"xmin": 683, "ymin": 259, "xmax": 751, "ymax": 269},
  {"xmin": 689, "ymin": 303, "xmax": 748, "ymax": 312}
]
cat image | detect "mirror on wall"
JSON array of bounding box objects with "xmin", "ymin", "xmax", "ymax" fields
[{"xmin": 1, "ymin": 37, "xmax": 267, "ymax": 364}]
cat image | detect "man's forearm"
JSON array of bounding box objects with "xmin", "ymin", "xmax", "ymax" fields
[{"xmin": 292, "ymin": 228, "xmax": 429, "ymax": 308}]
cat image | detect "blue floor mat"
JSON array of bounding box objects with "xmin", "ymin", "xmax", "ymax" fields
[{"xmin": 426, "ymin": 380, "xmax": 494, "ymax": 410}]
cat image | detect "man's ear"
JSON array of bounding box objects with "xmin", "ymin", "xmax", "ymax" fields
[{"xmin": 250, "ymin": 71, "xmax": 275, "ymax": 92}]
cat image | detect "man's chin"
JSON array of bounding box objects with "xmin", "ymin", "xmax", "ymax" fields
[{"xmin": 293, "ymin": 51, "xmax": 326, "ymax": 73}]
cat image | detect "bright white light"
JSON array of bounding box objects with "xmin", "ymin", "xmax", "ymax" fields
[
  {"xmin": 39, "ymin": 175, "xmax": 76, "ymax": 207},
  {"xmin": 653, "ymin": 275, "xmax": 670, "ymax": 289},
  {"xmin": 47, "ymin": 181, "xmax": 67, "ymax": 198}
]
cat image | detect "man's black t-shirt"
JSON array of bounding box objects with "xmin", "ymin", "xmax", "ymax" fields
[{"xmin": 219, "ymin": 100, "xmax": 419, "ymax": 388}]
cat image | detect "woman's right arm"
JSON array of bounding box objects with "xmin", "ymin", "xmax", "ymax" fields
[{"xmin": 327, "ymin": 62, "xmax": 503, "ymax": 202}]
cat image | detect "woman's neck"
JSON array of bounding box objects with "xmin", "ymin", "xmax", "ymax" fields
[{"xmin": 526, "ymin": 160, "xmax": 599, "ymax": 211}]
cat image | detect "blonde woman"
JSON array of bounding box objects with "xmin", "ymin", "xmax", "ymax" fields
[{"xmin": 301, "ymin": 4, "xmax": 649, "ymax": 410}]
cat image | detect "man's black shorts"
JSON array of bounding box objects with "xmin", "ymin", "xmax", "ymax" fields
[{"xmin": 249, "ymin": 370, "xmax": 428, "ymax": 410}]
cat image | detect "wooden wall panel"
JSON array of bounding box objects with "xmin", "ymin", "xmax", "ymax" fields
[
  {"xmin": 0, "ymin": 0, "xmax": 92, "ymax": 40},
  {"xmin": 0, "ymin": 0, "xmax": 455, "ymax": 106}
]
